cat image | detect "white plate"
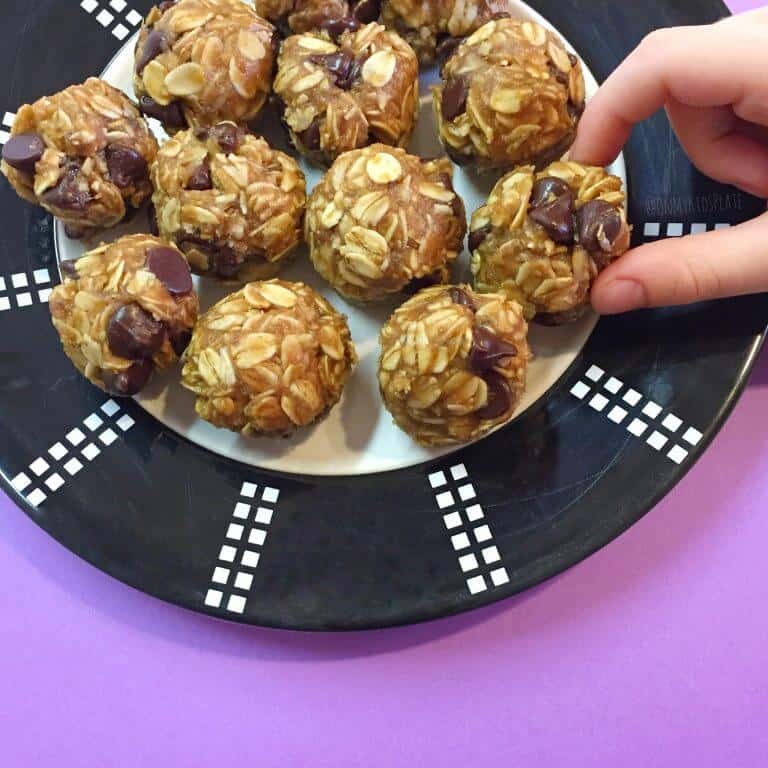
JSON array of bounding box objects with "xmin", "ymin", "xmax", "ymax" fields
[{"xmin": 55, "ymin": 2, "xmax": 626, "ymax": 476}]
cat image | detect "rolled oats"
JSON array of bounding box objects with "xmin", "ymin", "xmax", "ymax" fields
[
  {"xmin": 433, "ymin": 18, "xmax": 585, "ymax": 172},
  {"xmin": 274, "ymin": 22, "xmax": 418, "ymax": 165},
  {"xmin": 133, "ymin": 0, "xmax": 277, "ymax": 133},
  {"xmin": 1, "ymin": 78, "xmax": 157, "ymax": 237},
  {"xmin": 181, "ymin": 279, "xmax": 357, "ymax": 435},
  {"xmin": 470, "ymin": 161, "xmax": 631, "ymax": 323},
  {"xmin": 305, "ymin": 144, "xmax": 466, "ymax": 302},
  {"xmin": 378, "ymin": 284, "xmax": 530, "ymax": 445},
  {"xmin": 49, "ymin": 234, "xmax": 199, "ymax": 396},
  {"xmin": 255, "ymin": 1, "xmax": 381, "ymax": 37},
  {"xmin": 151, "ymin": 124, "xmax": 306, "ymax": 282}
]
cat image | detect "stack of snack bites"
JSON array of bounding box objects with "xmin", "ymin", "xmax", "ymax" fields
[{"xmin": 0, "ymin": 0, "xmax": 631, "ymax": 448}]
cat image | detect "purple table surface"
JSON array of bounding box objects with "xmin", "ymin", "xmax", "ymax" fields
[{"xmin": 2, "ymin": 1, "xmax": 767, "ymax": 765}]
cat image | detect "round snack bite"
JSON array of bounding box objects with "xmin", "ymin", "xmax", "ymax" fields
[
  {"xmin": 254, "ymin": 0, "xmax": 381, "ymax": 37},
  {"xmin": 380, "ymin": 0, "xmax": 516, "ymax": 63},
  {"xmin": 1, "ymin": 78, "xmax": 158, "ymax": 238},
  {"xmin": 50, "ymin": 234, "xmax": 199, "ymax": 396},
  {"xmin": 133, "ymin": 0, "xmax": 277, "ymax": 133},
  {"xmin": 433, "ymin": 18, "xmax": 585, "ymax": 172},
  {"xmin": 470, "ymin": 161, "xmax": 630, "ymax": 324},
  {"xmin": 181, "ymin": 280, "xmax": 357, "ymax": 435},
  {"xmin": 274, "ymin": 22, "xmax": 419, "ymax": 164},
  {"xmin": 305, "ymin": 145, "xmax": 466, "ymax": 302},
  {"xmin": 378, "ymin": 284, "xmax": 529, "ymax": 446},
  {"xmin": 151, "ymin": 123, "xmax": 306, "ymax": 281}
]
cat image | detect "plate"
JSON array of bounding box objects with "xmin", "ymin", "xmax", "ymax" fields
[{"xmin": 0, "ymin": 0, "xmax": 765, "ymax": 629}]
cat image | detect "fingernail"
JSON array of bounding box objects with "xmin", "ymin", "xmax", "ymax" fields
[{"xmin": 595, "ymin": 279, "xmax": 647, "ymax": 314}]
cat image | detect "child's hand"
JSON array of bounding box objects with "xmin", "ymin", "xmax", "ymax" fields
[{"xmin": 570, "ymin": 10, "xmax": 768, "ymax": 314}]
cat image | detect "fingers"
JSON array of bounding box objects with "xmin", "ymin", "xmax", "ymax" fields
[
  {"xmin": 570, "ymin": 23, "xmax": 768, "ymax": 166},
  {"xmin": 591, "ymin": 214, "xmax": 768, "ymax": 314},
  {"xmin": 665, "ymin": 101, "xmax": 768, "ymax": 198}
]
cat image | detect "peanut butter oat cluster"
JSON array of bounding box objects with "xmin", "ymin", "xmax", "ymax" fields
[
  {"xmin": 151, "ymin": 122, "xmax": 306, "ymax": 281},
  {"xmin": 274, "ymin": 22, "xmax": 418, "ymax": 164},
  {"xmin": 181, "ymin": 280, "xmax": 357, "ymax": 435},
  {"xmin": 1, "ymin": 78, "xmax": 158, "ymax": 238},
  {"xmin": 378, "ymin": 284, "xmax": 529, "ymax": 446},
  {"xmin": 254, "ymin": 0, "xmax": 381, "ymax": 37},
  {"xmin": 50, "ymin": 235, "xmax": 199, "ymax": 396},
  {"xmin": 434, "ymin": 18, "xmax": 585, "ymax": 172},
  {"xmin": 134, "ymin": 0, "xmax": 277, "ymax": 133},
  {"xmin": 470, "ymin": 161, "xmax": 630, "ymax": 324},
  {"xmin": 306, "ymin": 145, "xmax": 466, "ymax": 302},
  {"xmin": 380, "ymin": 0, "xmax": 516, "ymax": 63}
]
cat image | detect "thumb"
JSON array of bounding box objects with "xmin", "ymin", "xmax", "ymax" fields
[{"xmin": 591, "ymin": 213, "xmax": 768, "ymax": 314}]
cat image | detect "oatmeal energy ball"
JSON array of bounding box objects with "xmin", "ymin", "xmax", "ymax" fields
[
  {"xmin": 379, "ymin": 284, "xmax": 529, "ymax": 446},
  {"xmin": 306, "ymin": 145, "xmax": 466, "ymax": 302},
  {"xmin": 274, "ymin": 22, "xmax": 419, "ymax": 164},
  {"xmin": 254, "ymin": 0, "xmax": 381, "ymax": 37},
  {"xmin": 434, "ymin": 18, "xmax": 585, "ymax": 172},
  {"xmin": 1, "ymin": 78, "xmax": 157, "ymax": 237},
  {"xmin": 381, "ymin": 0, "xmax": 517, "ymax": 62},
  {"xmin": 181, "ymin": 280, "xmax": 356, "ymax": 435},
  {"xmin": 134, "ymin": 0, "xmax": 277, "ymax": 133},
  {"xmin": 470, "ymin": 161, "xmax": 630, "ymax": 324},
  {"xmin": 50, "ymin": 235, "xmax": 199, "ymax": 396},
  {"xmin": 151, "ymin": 123, "xmax": 306, "ymax": 281}
]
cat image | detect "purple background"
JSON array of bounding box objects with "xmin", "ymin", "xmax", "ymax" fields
[{"xmin": 2, "ymin": 1, "xmax": 766, "ymax": 764}]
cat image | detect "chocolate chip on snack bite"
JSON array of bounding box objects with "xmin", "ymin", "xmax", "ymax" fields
[
  {"xmin": 449, "ymin": 287, "xmax": 475, "ymax": 310},
  {"xmin": 186, "ymin": 159, "xmax": 213, "ymax": 190},
  {"xmin": 107, "ymin": 303, "xmax": 165, "ymax": 360},
  {"xmin": 139, "ymin": 95, "xmax": 186, "ymax": 130},
  {"xmin": 299, "ymin": 118, "xmax": 322, "ymax": 151},
  {"xmin": 146, "ymin": 246, "xmax": 193, "ymax": 295},
  {"xmin": 105, "ymin": 144, "xmax": 148, "ymax": 189},
  {"xmin": 476, "ymin": 371, "xmax": 512, "ymax": 420},
  {"xmin": 576, "ymin": 200, "xmax": 624, "ymax": 253},
  {"xmin": 469, "ymin": 326, "xmax": 518, "ymax": 372},
  {"xmin": 2, "ymin": 132, "xmax": 45, "ymax": 176},
  {"xmin": 529, "ymin": 192, "xmax": 574, "ymax": 244},
  {"xmin": 353, "ymin": 0, "xmax": 380, "ymax": 24},
  {"xmin": 169, "ymin": 328, "xmax": 192, "ymax": 357},
  {"xmin": 468, "ymin": 224, "xmax": 491, "ymax": 253},
  {"xmin": 441, "ymin": 76, "xmax": 469, "ymax": 121},
  {"xmin": 102, "ymin": 358, "xmax": 154, "ymax": 397},
  {"xmin": 136, "ymin": 28, "xmax": 168, "ymax": 75},
  {"xmin": 209, "ymin": 123, "xmax": 241, "ymax": 154},
  {"xmin": 42, "ymin": 163, "xmax": 91, "ymax": 211},
  {"xmin": 320, "ymin": 16, "xmax": 361, "ymax": 41},
  {"xmin": 530, "ymin": 177, "xmax": 572, "ymax": 208},
  {"xmin": 59, "ymin": 259, "xmax": 80, "ymax": 280},
  {"xmin": 436, "ymin": 35, "xmax": 464, "ymax": 69},
  {"xmin": 310, "ymin": 51, "xmax": 362, "ymax": 91}
]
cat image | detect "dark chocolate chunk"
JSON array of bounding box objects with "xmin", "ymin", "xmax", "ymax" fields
[
  {"xmin": 146, "ymin": 246, "xmax": 193, "ymax": 295},
  {"xmin": 169, "ymin": 328, "xmax": 192, "ymax": 357},
  {"xmin": 529, "ymin": 193, "xmax": 575, "ymax": 244},
  {"xmin": 436, "ymin": 35, "xmax": 464, "ymax": 70},
  {"xmin": 575, "ymin": 199, "xmax": 622, "ymax": 253},
  {"xmin": 468, "ymin": 224, "xmax": 491, "ymax": 253},
  {"xmin": 186, "ymin": 159, "xmax": 212, "ymax": 190},
  {"xmin": 353, "ymin": 0, "xmax": 380, "ymax": 24},
  {"xmin": 320, "ymin": 16, "xmax": 361, "ymax": 41},
  {"xmin": 533, "ymin": 306, "xmax": 588, "ymax": 326},
  {"xmin": 530, "ymin": 177, "xmax": 572, "ymax": 208},
  {"xmin": 310, "ymin": 51, "xmax": 362, "ymax": 90},
  {"xmin": 102, "ymin": 358, "xmax": 154, "ymax": 396},
  {"xmin": 2, "ymin": 132, "xmax": 45, "ymax": 175},
  {"xmin": 449, "ymin": 287, "xmax": 475, "ymax": 310},
  {"xmin": 105, "ymin": 144, "xmax": 148, "ymax": 189},
  {"xmin": 59, "ymin": 259, "xmax": 80, "ymax": 280},
  {"xmin": 476, "ymin": 371, "xmax": 512, "ymax": 420},
  {"xmin": 136, "ymin": 29, "xmax": 168, "ymax": 75},
  {"xmin": 468, "ymin": 326, "xmax": 518, "ymax": 372},
  {"xmin": 298, "ymin": 118, "xmax": 322, "ymax": 151},
  {"xmin": 107, "ymin": 303, "xmax": 165, "ymax": 360},
  {"xmin": 41, "ymin": 163, "xmax": 90, "ymax": 211},
  {"xmin": 209, "ymin": 122, "xmax": 240, "ymax": 154},
  {"xmin": 157, "ymin": 0, "xmax": 177, "ymax": 14},
  {"xmin": 147, "ymin": 202, "xmax": 159, "ymax": 236},
  {"xmin": 212, "ymin": 246, "xmax": 241, "ymax": 278},
  {"xmin": 63, "ymin": 224, "xmax": 86, "ymax": 239},
  {"xmin": 441, "ymin": 76, "xmax": 469, "ymax": 122},
  {"xmin": 402, "ymin": 272, "xmax": 443, "ymax": 295},
  {"xmin": 138, "ymin": 96, "xmax": 186, "ymax": 130}
]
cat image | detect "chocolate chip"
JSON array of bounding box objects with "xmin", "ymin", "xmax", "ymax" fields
[
  {"xmin": 2, "ymin": 132, "xmax": 45, "ymax": 175},
  {"xmin": 529, "ymin": 193, "xmax": 574, "ymax": 244},
  {"xmin": 157, "ymin": 0, "xmax": 177, "ymax": 14},
  {"xmin": 107, "ymin": 303, "xmax": 165, "ymax": 360},
  {"xmin": 146, "ymin": 246, "xmax": 193, "ymax": 295},
  {"xmin": 136, "ymin": 28, "xmax": 168, "ymax": 75},
  {"xmin": 441, "ymin": 76, "xmax": 469, "ymax": 122},
  {"xmin": 298, "ymin": 118, "xmax": 322, "ymax": 151},
  {"xmin": 310, "ymin": 51, "xmax": 362, "ymax": 90},
  {"xmin": 320, "ymin": 16, "xmax": 361, "ymax": 40},
  {"xmin": 105, "ymin": 144, "xmax": 148, "ymax": 189},
  {"xmin": 169, "ymin": 328, "xmax": 192, "ymax": 357},
  {"xmin": 533, "ymin": 307, "xmax": 588, "ymax": 326},
  {"xmin": 468, "ymin": 326, "xmax": 518, "ymax": 373},
  {"xmin": 148, "ymin": 202, "xmax": 159, "ymax": 236},
  {"xmin": 102, "ymin": 359, "xmax": 154, "ymax": 396},
  {"xmin": 139, "ymin": 96, "xmax": 186, "ymax": 130},
  {"xmin": 468, "ymin": 224, "xmax": 491, "ymax": 253},
  {"xmin": 576, "ymin": 200, "xmax": 622, "ymax": 253},
  {"xmin": 353, "ymin": 0, "xmax": 380, "ymax": 24},
  {"xmin": 212, "ymin": 246, "xmax": 241, "ymax": 278},
  {"xmin": 530, "ymin": 177, "xmax": 572, "ymax": 208},
  {"xmin": 64, "ymin": 224, "xmax": 86, "ymax": 239},
  {"xmin": 450, "ymin": 287, "xmax": 475, "ymax": 310},
  {"xmin": 436, "ymin": 35, "xmax": 464, "ymax": 70},
  {"xmin": 41, "ymin": 163, "xmax": 90, "ymax": 211},
  {"xmin": 186, "ymin": 159, "xmax": 212, "ymax": 190},
  {"xmin": 59, "ymin": 259, "xmax": 79, "ymax": 280},
  {"xmin": 445, "ymin": 144, "xmax": 470, "ymax": 166},
  {"xmin": 209, "ymin": 123, "xmax": 240, "ymax": 154},
  {"xmin": 477, "ymin": 371, "xmax": 512, "ymax": 420},
  {"xmin": 403, "ymin": 272, "xmax": 443, "ymax": 295}
]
